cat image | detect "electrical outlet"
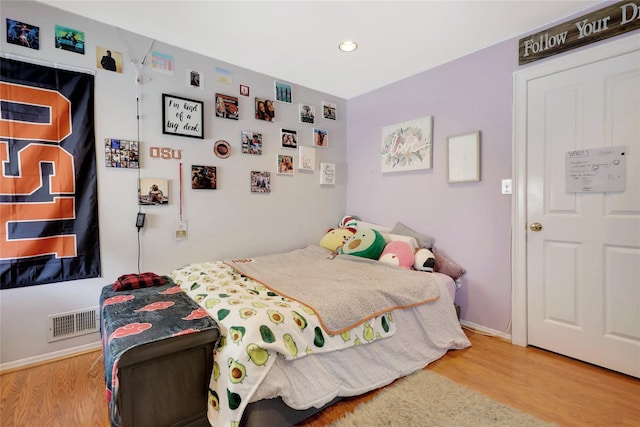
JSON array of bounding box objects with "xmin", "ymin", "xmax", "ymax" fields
[{"xmin": 501, "ymin": 179, "xmax": 512, "ymax": 195}]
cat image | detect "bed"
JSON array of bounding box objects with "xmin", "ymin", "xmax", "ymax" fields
[{"xmin": 101, "ymin": 219, "xmax": 470, "ymax": 427}]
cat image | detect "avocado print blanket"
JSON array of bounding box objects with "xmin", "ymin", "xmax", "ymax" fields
[{"xmin": 170, "ymin": 245, "xmax": 440, "ymax": 427}]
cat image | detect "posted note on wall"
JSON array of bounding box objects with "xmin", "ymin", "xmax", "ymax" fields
[{"xmin": 566, "ymin": 146, "xmax": 626, "ymax": 193}]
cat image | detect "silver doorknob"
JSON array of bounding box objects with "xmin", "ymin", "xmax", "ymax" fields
[{"xmin": 529, "ymin": 222, "xmax": 543, "ymax": 232}]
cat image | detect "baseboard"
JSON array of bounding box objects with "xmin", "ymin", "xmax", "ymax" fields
[
  {"xmin": 0, "ymin": 341, "xmax": 102, "ymax": 374},
  {"xmin": 460, "ymin": 319, "xmax": 512, "ymax": 342}
]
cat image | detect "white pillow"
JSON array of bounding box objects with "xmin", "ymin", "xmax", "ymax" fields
[
  {"xmin": 380, "ymin": 233, "xmax": 419, "ymax": 252},
  {"xmin": 356, "ymin": 220, "xmax": 392, "ymax": 233}
]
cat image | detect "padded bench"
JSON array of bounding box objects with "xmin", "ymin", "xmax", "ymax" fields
[{"xmin": 100, "ymin": 279, "xmax": 219, "ymax": 427}]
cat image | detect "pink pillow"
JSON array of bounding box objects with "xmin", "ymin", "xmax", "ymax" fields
[
  {"xmin": 379, "ymin": 241, "xmax": 415, "ymax": 269},
  {"xmin": 433, "ymin": 249, "xmax": 466, "ymax": 280}
]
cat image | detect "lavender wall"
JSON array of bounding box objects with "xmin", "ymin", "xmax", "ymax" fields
[{"xmin": 346, "ymin": 40, "xmax": 518, "ymax": 333}]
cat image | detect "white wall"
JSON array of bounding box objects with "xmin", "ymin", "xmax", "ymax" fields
[{"xmin": 0, "ymin": 1, "xmax": 347, "ymax": 365}]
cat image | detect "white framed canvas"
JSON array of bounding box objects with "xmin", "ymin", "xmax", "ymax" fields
[
  {"xmin": 320, "ymin": 162, "xmax": 335, "ymax": 185},
  {"xmin": 298, "ymin": 146, "xmax": 315, "ymax": 171},
  {"xmin": 381, "ymin": 116, "xmax": 433, "ymax": 173},
  {"xmin": 447, "ymin": 131, "xmax": 481, "ymax": 183}
]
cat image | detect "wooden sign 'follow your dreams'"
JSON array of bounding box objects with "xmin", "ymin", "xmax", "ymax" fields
[{"xmin": 519, "ymin": 1, "xmax": 640, "ymax": 65}]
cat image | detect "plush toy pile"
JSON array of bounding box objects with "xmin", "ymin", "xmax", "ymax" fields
[{"xmin": 319, "ymin": 215, "xmax": 438, "ymax": 273}]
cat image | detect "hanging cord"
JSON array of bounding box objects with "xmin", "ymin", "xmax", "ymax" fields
[
  {"xmin": 179, "ymin": 162, "xmax": 183, "ymax": 222},
  {"xmin": 136, "ymin": 88, "xmax": 143, "ymax": 274},
  {"xmin": 122, "ymin": 34, "xmax": 154, "ymax": 274}
]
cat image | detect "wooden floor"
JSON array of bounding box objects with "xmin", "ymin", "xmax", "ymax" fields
[{"xmin": 1, "ymin": 330, "xmax": 638, "ymax": 427}]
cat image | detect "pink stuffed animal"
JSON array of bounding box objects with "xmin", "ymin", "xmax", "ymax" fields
[{"xmin": 378, "ymin": 241, "xmax": 415, "ymax": 269}]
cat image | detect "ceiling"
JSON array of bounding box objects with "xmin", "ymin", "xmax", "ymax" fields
[{"xmin": 36, "ymin": 0, "xmax": 599, "ymax": 99}]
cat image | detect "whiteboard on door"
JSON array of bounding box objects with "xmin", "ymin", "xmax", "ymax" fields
[{"xmin": 565, "ymin": 145, "xmax": 626, "ymax": 193}]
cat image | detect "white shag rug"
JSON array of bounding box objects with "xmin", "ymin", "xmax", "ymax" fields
[{"xmin": 329, "ymin": 370, "xmax": 554, "ymax": 427}]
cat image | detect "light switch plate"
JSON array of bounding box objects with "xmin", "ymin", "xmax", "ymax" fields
[{"xmin": 501, "ymin": 179, "xmax": 512, "ymax": 195}]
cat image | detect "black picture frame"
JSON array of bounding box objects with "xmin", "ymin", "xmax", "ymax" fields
[{"xmin": 162, "ymin": 94, "xmax": 204, "ymax": 139}]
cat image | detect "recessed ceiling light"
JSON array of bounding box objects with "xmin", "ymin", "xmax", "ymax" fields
[{"xmin": 338, "ymin": 41, "xmax": 358, "ymax": 52}]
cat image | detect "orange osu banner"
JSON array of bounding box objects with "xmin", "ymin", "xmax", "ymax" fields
[{"xmin": 0, "ymin": 58, "xmax": 100, "ymax": 289}]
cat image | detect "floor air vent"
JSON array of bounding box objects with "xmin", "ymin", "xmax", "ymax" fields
[{"xmin": 48, "ymin": 307, "xmax": 99, "ymax": 342}]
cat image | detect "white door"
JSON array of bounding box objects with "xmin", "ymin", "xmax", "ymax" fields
[{"xmin": 513, "ymin": 35, "xmax": 640, "ymax": 378}]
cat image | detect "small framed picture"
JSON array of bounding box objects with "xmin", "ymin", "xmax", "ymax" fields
[
  {"xmin": 54, "ymin": 24, "xmax": 84, "ymax": 54},
  {"xmin": 6, "ymin": 19, "xmax": 39, "ymax": 50},
  {"xmin": 281, "ymin": 128, "xmax": 298, "ymax": 149},
  {"xmin": 313, "ymin": 128, "xmax": 328, "ymax": 147},
  {"xmin": 255, "ymin": 97, "xmax": 275, "ymax": 122},
  {"xmin": 277, "ymin": 154, "xmax": 294, "ymax": 175},
  {"xmin": 275, "ymin": 80, "xmax": 292, "ymax": 103},
  {"xmin": 299, "ymin": 146, "xmax": 315, "ymax": 171},
  {"xmin": 299, "ymin": 103, "xmax": 315, "ymax": 124},
  {"xmin": 215, "ymin": 66, "xmax": 232, "ymax": 85},
  {"xmin": 151, "ymin": 51, "xmax": 174, "ymax": 75},
  {"xmin": 191, "ymin": 165, "xmax": 217, "ymax": 189},
  {"xmin": 322, "ymin": 101, "xmax": 336, "ymax": 120},
  {"xmin": 320, "ymin": 163, "xmax": 336, "ymax": 185},
  {"xmin": 239, "ymin": 84, "xmax": 250, "ymax": 97},
  {"xmin": 139, "ymin": 178, "xmax": 169, "ymax": 205},
  {"xmin": 97, "ymin": 47, "xmax": 123, "ymax": 73},
  {"xmin": 105, "ymin": 138, "xmax": 139, "ymax": 168},
  {"xmin": 187, "ymin": 69, "xmax": 203, "ymax": 89},
  {"xmin": 251, "ymin": 171, "xmax": 271, "ymax": 193},
  {"xmin": 215, "ymin": 93, "xmax": 239, "ymax": 120},
  {"xmin": 242, "ymin": 131, "xmax": 262, "ymax": 155}
]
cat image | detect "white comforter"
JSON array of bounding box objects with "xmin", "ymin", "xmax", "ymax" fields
[{"xmin": 251, "ymin": 273, "xmax": 471, "ymax": 409}]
